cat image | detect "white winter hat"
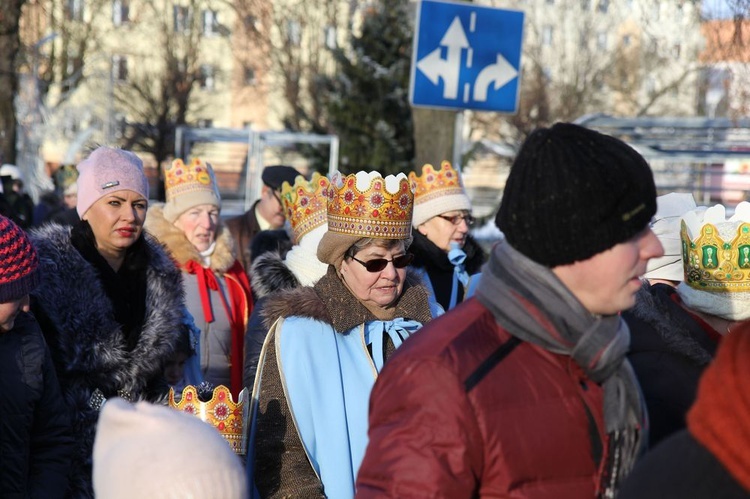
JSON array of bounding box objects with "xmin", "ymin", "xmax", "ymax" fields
[
  {"xmin": 93, "ymin": 398, "xmax": 247, "ymax": 499},
  {"xmin": 644, "ymin": 192, "xmax": 698, "ymax": 282}
]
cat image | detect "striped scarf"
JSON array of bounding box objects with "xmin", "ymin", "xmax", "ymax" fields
[{"xmin": 476, "ymin": 240, "xmax": 647, "ymax": 498}]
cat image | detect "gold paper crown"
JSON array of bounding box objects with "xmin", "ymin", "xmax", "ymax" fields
[
  {"xmin": 280, "ymin": 172, "xmax": 330, "ymax": 244},
  {"xmin": 681, "ymin": 220, "xmax": 750, "ymax": 292},
  {"xmin": 169, "ymin": 385, "xmax": 249, "ymax": 455},
  {"xmin": 408, "ymin": 161, "xmax": 465, "ymax": 204},
  {"xmin": 326, "ymin": 172, "xmax": 413, "ymax": 239},
  {"xmin": 164, "ymin": 158, "xmax": 219, "ymax": 202}
]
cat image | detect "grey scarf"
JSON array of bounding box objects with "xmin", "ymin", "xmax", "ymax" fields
[{"xmin": 476, "ymin": 241, "xmax": 646, "ymax": 498}]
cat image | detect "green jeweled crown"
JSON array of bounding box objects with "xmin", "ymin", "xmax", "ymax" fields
[{"xmin": 681, "ymin": 219, "xmax": 750, "ymax": 292}]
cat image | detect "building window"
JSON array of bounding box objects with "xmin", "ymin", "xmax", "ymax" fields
[
  {"xmin": 580, "ymin": 0, "xmax": 590, "ymax": 9},
  {"xmin": 199, "ymin": 64, "xmax": 215, "ymax": 90},
  {"xmin": 622, "ymin": 34, "xmax": 631, "ymax": 47},
  {"xmin": 324, "ymin": 25, "xmax": 337, "ymax": 49},
  {"xmin": 112, "ymin": 55, "xmax": 128, "ymax": 82},
  {"xmin": 244, "ymin": 67, "xmax": 256, "ymax": 85},
  {"xmin": 542, "ymin": 25, "xmax": 553, "ymax": 46},
  {"xmin": 197, "ymin": 119, "xmax": 213, "ymax": 128},
  {"xmin": 242, "ymin": 121, "xmax": 253, "ymax": 129},
  {"xmin": 596, "ymin": 32, "xmax": 607, "ymax": 50},
  {"xmin": 287, "ymin": 20, "xmax": 301, "ymax": 46},
  {"xmin": 542, "ymin": 66, "xmax": 552, "ymax": 82},
  {"xmin": 202, "ymin": 10, "xmax": 218, "ymax": 36},
  {"xmin": 546, "ymin": 0, "xmax": 554, "ymax": 4},
  {"xmin": 597, "ymin": 0, "xmax": 609, "ymax": 13},
  {"xmin": 579, "ymin": 32, "xmax": 588, "ymax": 48},
  {"xmin": 673, "ymin": 44, "xmax": 681, "ymax": 58},
  {"xmin": 173, "ymin": 5, "xmax": 191, "ymax": 33},
  {"xmin": 67, "ymin": 0, "xmax": 84, "ymax": 20},
  {"xmin": 113, "ymin": 0, "xmax": 129, "ymax": 25}
]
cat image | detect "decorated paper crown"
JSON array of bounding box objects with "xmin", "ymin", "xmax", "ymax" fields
[
  {"xmin": 280, "ymin": 172, "xmax": 330, "ymax": 244},
  {"xmin": 169, "ymin": 385, "xmax": 249, "ymax": 455},
  {"xmin": 326, "ymin": 171, "xmax": 413, "ymax": 239},
  {"xmin": 681, "ymin": 202, "xmax": 750, "ymax": 293},
  {"xmin": 408, "ymin": 161, "xmax": 471, "ymax": 227},
  {"xmin": 163, "ymin": 158, "xmax": 221, "ymax": 221},
  {"xmin": 164, "ymin": 158, "xmax": 219, "ymax": 202}
]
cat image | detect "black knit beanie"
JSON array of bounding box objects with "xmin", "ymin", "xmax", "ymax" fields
[{"xmin": 496, "ymin": 122, "xmax": 657, "ymax": 267}]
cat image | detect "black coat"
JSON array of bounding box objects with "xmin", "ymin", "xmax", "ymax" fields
[
  {"xmin": 617, "ymin": 430, "xmax": 748, "ymax": 498},
  {"xmin": 243, "ymin": 250, "xmax": 299, "ymax": 389},
  {"xmin": 623, "ymin": 283, "xmax": 718, "ymax": 448},
  {"xmin": 0, "ymin": 311, "xmax": 73, "ymax": 498},
  {"xmin": 409, "ymin": 230, "xmax": 485, "ymax": 311},
  {"xmin": 29, "ymin": 223, "xmax": 185, "ymax": 498}
]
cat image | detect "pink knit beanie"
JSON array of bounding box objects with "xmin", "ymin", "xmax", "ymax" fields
[
  {"xmin": 93, "ymin": 398, "xmax": 247, "ymax": 499},
  {"xmin": 76, "ymin": 147, "xmax": 149, "ymax": 217}
]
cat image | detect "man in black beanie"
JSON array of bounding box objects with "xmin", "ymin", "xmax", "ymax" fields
[{"xmin": 356, "ymin": 123, "xmax": 664, "ymax": 499}]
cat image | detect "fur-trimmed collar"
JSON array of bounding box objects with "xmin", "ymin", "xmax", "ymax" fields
[
  {"xmin": 29, "ymin": 223, "xmax": 185, "ymax": 395},
  {"xmin": 251, "ymin": 250, "xmax": 299, "ymax": 299},
  {"xmin": 627, "ymin": 283, "xmax": 714, "ymax": 365},
  {"xmin": 144, "ymin": 203, "xmax": 237, "ymax": 274},
  {"xmin": 262, "ymin": 266, "xmax": 433, "ymax": 331}
]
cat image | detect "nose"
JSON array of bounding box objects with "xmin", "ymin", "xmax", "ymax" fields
[
  {"xmin": 380, "ymin": 260, "xmax": 399, "ymax": 279},
  {"xmin": 19, "ymin": 295, "xmax": 30, "ymax": 313},
  {"xmin": 198, "ymin": 211, "xmax": 214, "ymax": 229},
  {"xmin": 456, "ymin": 218, "xmax": 469, "ymax": 234},
  {"xmin": 641, "ymin": 228, "xmax": 664, "ymax": 260}
]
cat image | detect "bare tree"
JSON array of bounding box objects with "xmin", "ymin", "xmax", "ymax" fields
[
  {"xmin": 111, "ymin": 0, "xmax": 230, "ymax": 200},
  {"xmin": 0, "ymin": 0, "xmax": 25, "ymax": 164},
  {"xmin": 470, "ymin": 0, "xmax": 703, "ymax": 146}
]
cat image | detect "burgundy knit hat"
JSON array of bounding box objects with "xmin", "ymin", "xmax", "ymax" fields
[{"xmin": 0, "ymin": 215, "xmax": 39, "ymax": 302}]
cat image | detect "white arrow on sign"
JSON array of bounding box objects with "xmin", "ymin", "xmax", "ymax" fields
[
  {"xmin": 416, "ymin": 16, "xmax": 469, "ymax": 99},
  {"xmin": 473, "ymin": 53, "xmax": 518, "ymax": 102}
]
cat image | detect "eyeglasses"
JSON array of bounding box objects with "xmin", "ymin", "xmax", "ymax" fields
[
  {"xmin": 271, "ymin": 189, "xmax": 283, "ymax": 206},
  {"xmin": 437, "ymin": 214, "xmax": 475, "ymax": 226},
  {"xmin": 349, "ymin": 253, "xmax": 414, "ymax": 273}
]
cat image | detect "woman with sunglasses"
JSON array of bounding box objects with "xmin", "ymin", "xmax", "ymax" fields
[
  {"xmin": 250, "ymin": 171, "xmax": 439, "ymax": 498},
  {"xmin": 408, "ymin": 161, "xmax": 486, "ymax": 312}
]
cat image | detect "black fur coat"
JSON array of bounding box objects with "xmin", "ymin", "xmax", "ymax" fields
[{"xmin": 29, "ymin": 223, "xmax": 185, "ymax": 498}]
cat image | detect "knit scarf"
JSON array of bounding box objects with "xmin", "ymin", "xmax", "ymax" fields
[
  {"xmin": 475, "ymin": 241, "xmax": 646, "ymax": 498},
  {"xmin": 688, "ymin": 327, "xmax": 750, "ymax": 492}
]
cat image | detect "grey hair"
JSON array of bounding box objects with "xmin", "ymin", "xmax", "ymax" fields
[{"xmin": 344, "ymin": 235, "xmax": 413, "ymax": 260}]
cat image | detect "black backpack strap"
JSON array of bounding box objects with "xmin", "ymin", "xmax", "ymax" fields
[{"xmin": 464, "ymin": 336, "xmax": 521, "ymax": 392}]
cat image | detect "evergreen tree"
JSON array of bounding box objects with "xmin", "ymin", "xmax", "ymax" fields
[{"xmin": 326, "ymin": 0, "xmax": 415, "ymax": 176}]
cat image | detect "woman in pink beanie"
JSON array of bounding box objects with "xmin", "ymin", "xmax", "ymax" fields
[{"xmin": 28, "ymin": 146, "xmax": 188, "ymax": 498}]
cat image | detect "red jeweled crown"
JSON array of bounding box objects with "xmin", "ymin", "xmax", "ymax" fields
[
  {"xmin": 169, "ymin": 385, "xmax": 249, "ymax": 455},
  {"xmin": 280, "ymin": 172, "xmax": 330, "ymax": 244},
  {"xmin": 326, "ymin": 171, "xmax": 413, "ymax": 239}
]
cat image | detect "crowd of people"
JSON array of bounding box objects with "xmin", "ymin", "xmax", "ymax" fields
[{"xmin": 2, "ymin": 122, "xmax": 750, "ymax": 498}]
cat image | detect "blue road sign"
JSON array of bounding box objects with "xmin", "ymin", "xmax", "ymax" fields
[{"xmin": 410, "ymin": 0, "xmax": 524, "ymax": 113}]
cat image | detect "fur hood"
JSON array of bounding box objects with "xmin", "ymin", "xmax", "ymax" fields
[
  {"xmin": 628, "ymin": 283, "xmax": 713, "ymax": 365},
  {"xmin": 262, "ymin": 266, "xmax": 433, "ymax": 331},
  {"xmin": 250, "ymin": 250, "xmax": 299, "ymax": 299},
  {"xmin": 144, "ymin": 202, "xmax": 238, "ymax": 274}
]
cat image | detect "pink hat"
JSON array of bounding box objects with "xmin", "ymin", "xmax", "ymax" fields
[{"xmin": 76, "ymin": 147, "xmax": 149, "ymax": 217}]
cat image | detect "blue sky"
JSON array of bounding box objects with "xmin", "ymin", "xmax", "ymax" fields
[{"xmin": 703, "ymin": 0, "xmax": 737, "ymax": 19}]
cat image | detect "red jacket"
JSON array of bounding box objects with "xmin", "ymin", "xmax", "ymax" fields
[{"xmin": 356, "ymin": 298, "xmax": 608, "ymax": 499}]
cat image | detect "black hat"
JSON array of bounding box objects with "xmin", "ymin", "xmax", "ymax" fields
[
  {"xmin": 261, "ymin": 165, "xmax": 300, "ymax": 191},
  {"xmin": 496, "ymin": 122, "xmax": 657, "ymax": 267}
]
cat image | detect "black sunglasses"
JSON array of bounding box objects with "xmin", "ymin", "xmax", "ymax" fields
[{"xmin": 350, "ymin": 253, "xmax": 414, "ymax": 273}]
